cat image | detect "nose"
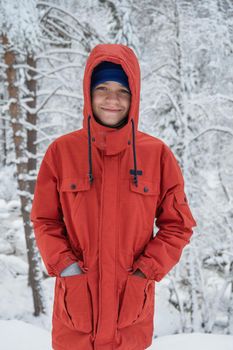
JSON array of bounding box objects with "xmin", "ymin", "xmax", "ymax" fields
[{"xmin": 105, "ymin": 90, "xmax": 120, "ymax": 101}]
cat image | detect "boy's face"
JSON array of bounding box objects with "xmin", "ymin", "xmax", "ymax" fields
[{"xmin": 91, "ymin": 81, "xmax": 131, "ymax": 126}]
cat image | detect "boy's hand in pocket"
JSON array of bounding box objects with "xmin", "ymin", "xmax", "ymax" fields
[
  {"xmin": 132, "ymin": 268, "xmax": 147, "ymax": 279},
  {"xmin": 60, "ymin": 262, "xmax": 83, "ymax": 277}
]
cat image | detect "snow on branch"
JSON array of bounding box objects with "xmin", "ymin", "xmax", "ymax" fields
[
  {"xmin": 14, "ymin": 63, "xmax": 82, "ymax": 80},
  {"xmin": 38, "ymin": 108, "xmax": 80, "ymax": 120},
  {"xmin": 36, "ymin": 48, "xmax": 86, "ymax": 58},
  {"xmin": 37, "ymin": 1, "xmax": 105, "ymax": 43},
  {"xmin": 20, "ymin": 85, "xmax": 62, "ymax": 114},
  {"xmin": 190, "ymin": 126, "xmax": 233, "ymax": 144}
]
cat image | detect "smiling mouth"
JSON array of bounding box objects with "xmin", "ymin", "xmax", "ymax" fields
[{"xmin": 101, "ymin": 108, "xmax": 121, "ymax": 112}]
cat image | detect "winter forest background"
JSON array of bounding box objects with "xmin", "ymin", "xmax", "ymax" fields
[{"xmin": 0, "ymin": 0, "xmax": 233, "ymax": 348}]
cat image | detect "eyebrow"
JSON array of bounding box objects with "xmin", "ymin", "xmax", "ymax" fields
[{"xmin": 97, "ymin": 82, "xmax": 130, "ymax": 91}]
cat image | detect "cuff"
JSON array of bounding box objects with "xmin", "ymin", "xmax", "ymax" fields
[
  {"xmin": 130, "ymin": 256, "xmax": 161, "ymax": 281},
  {"xmin": 51, "ymin": 255, "xmax": 79, "ymax": 277}
]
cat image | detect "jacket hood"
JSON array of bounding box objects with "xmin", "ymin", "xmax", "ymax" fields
[
  {"xmin": 82, "ymin": 44, "xmax": 141, "ymax": 187},
  {"xmin": 82, "ymin": 43, "xmax": 141, "ymax": 132}
]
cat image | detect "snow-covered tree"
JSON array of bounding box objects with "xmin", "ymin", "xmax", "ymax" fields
[
  {"xmin": 0, "ymin": 0, "xmax": 232, "ymax": 336},
  {"xmin": 0, "ymin": 0, "xmax": 46, "ymax": 316}
]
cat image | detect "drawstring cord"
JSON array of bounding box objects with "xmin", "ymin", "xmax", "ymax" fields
[
  {"xmin": 130, "ymin": 118, "xmax": 138, "ymax": 187},
  {"xmin": 87, "ymin": 115, "xmax": 138, "ymax": 187},
  {"xmin": 87, "ymin": 115, "xmax": 94, "ymax": 183}
]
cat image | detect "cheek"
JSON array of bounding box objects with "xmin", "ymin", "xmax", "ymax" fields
[
  {"xmin": 124, "ymin": 99, "xmax": 131, "ymax": 111},
  {"xmin": 91, "ymin": 96, "xmax": 101, "ymax": 111}
]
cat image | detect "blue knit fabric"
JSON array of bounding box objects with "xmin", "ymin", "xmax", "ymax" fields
[{"xmin": 91, "ymin": 61, "xmax": 130, "ymax": 91}]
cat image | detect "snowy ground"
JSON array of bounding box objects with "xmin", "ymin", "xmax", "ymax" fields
[{"xmin": 0, "ymin": 319, "xmax": 233, "ymax": 350}]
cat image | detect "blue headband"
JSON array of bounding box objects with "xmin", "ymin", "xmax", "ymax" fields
[{"xmin": 91, "ymin": 61, "xmax": 130, "ymax": 91}]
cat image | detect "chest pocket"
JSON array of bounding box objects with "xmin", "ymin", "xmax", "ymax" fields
[
  {"xmin": 60, "ymin": 177, "xmax": 91, "ymax": 216},
  {"xmin": 129, "ymin": 179, "xmax": 159, "ymax": 196},
  {"xmin": 129, "ymin": 179, "xmax": 159, "ymax": 232}
]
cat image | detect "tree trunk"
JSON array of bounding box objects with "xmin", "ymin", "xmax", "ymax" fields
[{"xmin": 3, "ymin": 34, "xmax": 46, "ymax": 316}]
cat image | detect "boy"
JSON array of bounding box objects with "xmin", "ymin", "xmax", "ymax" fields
[{"xmin": 30, "ymin": 43, "xmax": 197, "ymax": 350}]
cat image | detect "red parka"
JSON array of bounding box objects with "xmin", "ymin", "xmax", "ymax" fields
[{"xmin": 30, "ymin": 43, "xmax": 197, "ymax": 350}]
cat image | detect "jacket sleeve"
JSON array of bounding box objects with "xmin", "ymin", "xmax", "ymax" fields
[
  {"xmin": 131, "ymin": 144, "xmax": 197, "ymax": 282},
  {"xmin": 30, "ymin": 143, "xmax": 79, "ymax": 277}
]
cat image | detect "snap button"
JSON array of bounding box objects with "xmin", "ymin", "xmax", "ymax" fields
[
  {"xmin": 144, "ymin": 186, "xmax": 149, "ymax": 193},
  {"xmin": 92, "ymin": 137, "xmax": 95, "ymax": 142},
  {"xmin": 128, "ymin": 140, "xmax": 131, "ymax": 145},
  {"xmin": 70, "ymin": 183, "xmax": 76, "ymax": 189}
]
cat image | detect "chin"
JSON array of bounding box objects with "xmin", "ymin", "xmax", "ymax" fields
[{"xmin": 99, "ymin": 116, "xmax": 123, "ymax": 124}]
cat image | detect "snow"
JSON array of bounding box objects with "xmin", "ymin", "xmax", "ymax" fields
[
  {"xmin": 0, "ymin": 319, "xmax": 232, "ymax": 350},
  {"xmin": 0, "ymin": 320, "xmax": 51, "ymax": 350},
  {"xmin": 0, "ymin": 0, "xmax": 42, "ymax": 54},
  {"xmin": 1, "ymin": 0, "xmax": 233, "ymax": 346},
  {"xmin": 149, "ymin": 333, "xmax": 233, "ymax": 350}
]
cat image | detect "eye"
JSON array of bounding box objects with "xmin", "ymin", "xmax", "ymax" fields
[
  {"xmin": 96, "ymin": 86, "xmax": 107, "ymax": 90},
  {"xmin": 120, "ymin": 89, "xmax": 131, "ymax": 95}
]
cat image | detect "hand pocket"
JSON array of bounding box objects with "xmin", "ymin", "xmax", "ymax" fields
[
  {"xmin": 54, "ymin": 273, "xmax": 93, "ymax": 333},
  {"xmin": 117, "ymin": 274, "xmax": 155, "ymax": 329}
]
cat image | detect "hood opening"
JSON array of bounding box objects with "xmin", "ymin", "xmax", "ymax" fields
[
  {"xmin": 89, "ymin": 61, "xmax": 131, "ymax": 130},
  {"xmin": 88, "ymin": 59, "xmax": 134, "ymax": 131},
  {"xmin": 82, "ymin": 44, "xmax": 141, "ymax": 188}
]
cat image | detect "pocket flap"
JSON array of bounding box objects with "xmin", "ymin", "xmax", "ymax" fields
[
  {"xmin": 174, "ymin": 191, "xmax": 187, "ymax": 204},
  {"xmin": 129, "ymin": 179, "xmax": 159, "ymax": 195},
  {"xmin": 173, "ymin": 191, "xmax": 197, "ymax": 227},
  {"xmin": 60, "ymin": 178, "xmax": 91, "ymax": 192}
]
